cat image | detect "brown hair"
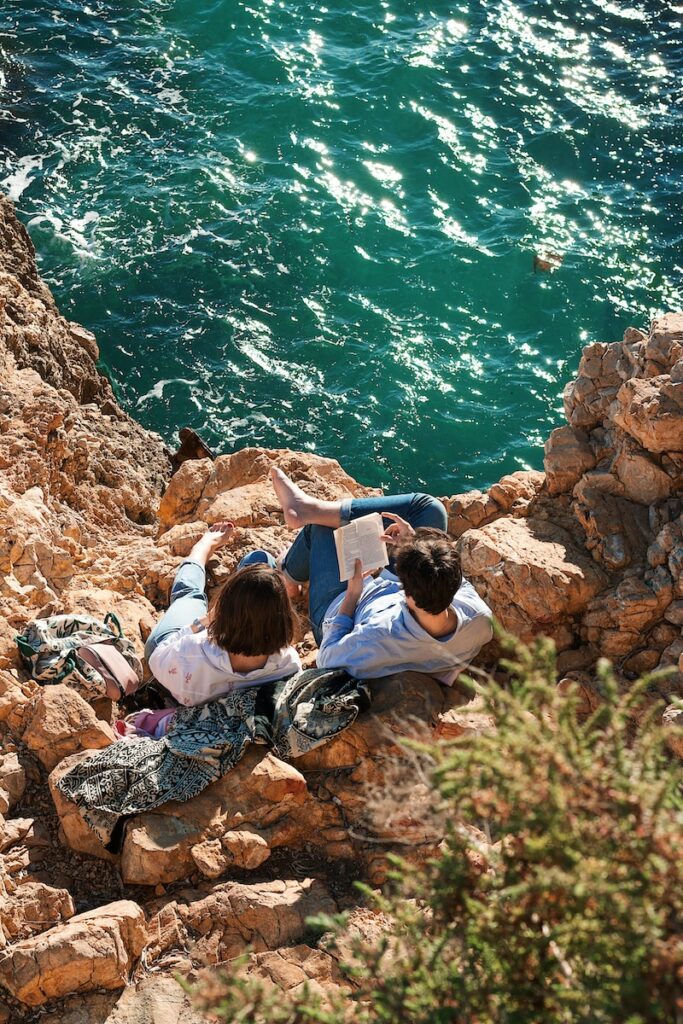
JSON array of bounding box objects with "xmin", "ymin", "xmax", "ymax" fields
[
  {"xmin": 208, "ymin": 564, "xmax": 297, "ymax": 656},
  {"xmin": 394, "ymin": 527, "xmax": 463, "ymax": 615}
]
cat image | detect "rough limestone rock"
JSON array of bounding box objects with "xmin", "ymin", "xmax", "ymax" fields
[
  {"xmin": 459, "ymin": 517, "xmax": 607, "ymax": 644},
  {"xmin": 662, "ymin": 704, "xmax": 683, "ymax": 759},
  {"xmin": 0, "ymin": 753, "xmax": 25, "ymax": 816},
  {"xmin": 434, "ymin": 695, "xmax": 496, "ymax": 741},
  {"xmin": 487, "ymin": 470, "xmax": 544, "ymax": 512},
  {"xmin": 159, "ymin": 447, "xmax": 379, "ymax": 533},
  {"xmin": 583, "ymin": 575, "xmax": 673, "ymax": 659},
  {"xmin": 147, "ymin": 878, "xmax": 335, "ymax": 966},
  {"xmin": 645, "ymin": 313, "xmax": 683, "ymax": 371},
  {"xmin": 0, "ymin": 670, "xmax": 33, "ymax": 733},
  {"xmin": 573, "ymin": 487, "xmax": 651, "ymax": 570},
  {"xmin": 563, "ymin": 340, "xmax": 633, "ymax": 430},
  {"xmin": 22, "ymin": 684, "xmax": 116, "ymax": 771},
  {"xmin": 612, "ymin": 376, "xmax": 683, "ymax": 454},
  {"xmin": 544, "ymin": 426, "xmax": 597, "ymax": 495},
  {"xmin": 238, "ymin": 945, "xmax": 347, "ymax": 1004},
  {"xmin": 0, "ymin": 882, "xmax": 75, "ymax": 944},
  {"xmin": 49, "ymin": 673, "xmax": 448, "ymax": 886},
  {"xmin": 0, "ymin": 900, "xmax": 146, "ymax": 1006},
  {"xmin": 118, "ymin": 750, "xmax": 310, "ymax": 886},
  {"xmin": 54, "ymin": 976, "xmax": 204, "ymax": 1024}
]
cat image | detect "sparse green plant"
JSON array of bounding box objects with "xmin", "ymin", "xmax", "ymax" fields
[{"xmin": 195, "ymin": 633, "xmax": 683, "ymax": 1024}]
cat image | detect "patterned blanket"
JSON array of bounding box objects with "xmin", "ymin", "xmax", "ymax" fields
[{"xmin": 55, "ymin": 668, "xmax": 370, "ymax": 849}]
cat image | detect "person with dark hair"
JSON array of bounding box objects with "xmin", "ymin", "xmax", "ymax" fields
[
  {"xmin": 143, "ymin": 522, "xmax": 300, "ymax": 712},
  {"xmin": 271, "ymin": 468, "xmax": 492, "ymax": 684}
]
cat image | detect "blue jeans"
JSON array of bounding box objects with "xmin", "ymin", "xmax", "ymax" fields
[
  {"xmin": 144, "ymin": 549, "xmax": 276, "ymax": 661},
  {"xmin": 282, "ymin": 493, "xmax": 447, "ymax": 644}
]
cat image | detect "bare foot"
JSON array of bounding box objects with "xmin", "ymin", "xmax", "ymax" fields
[{"xmin": 270, "ymin": 467, "xmax": 314, "ymax": 529}]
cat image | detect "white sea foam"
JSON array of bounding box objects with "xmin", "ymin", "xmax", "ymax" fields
[{"xmin": 1, "ymin": 155, "xmax": 43, "ymax": 201}]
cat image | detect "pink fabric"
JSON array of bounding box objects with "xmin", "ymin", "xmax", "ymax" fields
[{"xmin": 114, "ymin": 708, "xmax": 177, "ymax": 740}]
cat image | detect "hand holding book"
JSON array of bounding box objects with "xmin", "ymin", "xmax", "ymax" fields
[{"xmin": 380, "ymin": 512, "xmax": 415, "ymax": 545}]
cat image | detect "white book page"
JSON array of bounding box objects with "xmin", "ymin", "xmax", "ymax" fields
[{"xmin": 334, "ymin": 513, "xmax": 389, "ymax": 582}]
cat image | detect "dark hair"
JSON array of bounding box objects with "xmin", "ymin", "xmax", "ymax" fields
[
  {"xmin": 394, "ymin": 527, "xmax": 463, "ymax": 615},
  {"xmin": 209, "ymin": 564, "xmax": 297, "ymax": 656}
]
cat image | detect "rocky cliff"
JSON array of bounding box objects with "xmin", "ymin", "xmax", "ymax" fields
[{"xmin": 0, "ymin": 193, "xmax": 681, "ymax": 1021}]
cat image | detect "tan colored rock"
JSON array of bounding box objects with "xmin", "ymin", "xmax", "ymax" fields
[
  {"xmin": 447, "ymin": 490, "xmax": 500, "ymax": 537},
  {"xmin": 563, "ymin": 339, "xmax": 634, "ymax": 430},
  {"xmin": 104, "ymin": 976, "xmax": 204, "ymax": 1024},
  {"xmin": 67, "ymin": 322, "xmax": 99, "ymax": 362},
  {"xmin": 191, "ymin": 838, "xmax": 229, "ymax": 879},
  {"xmin": 544, "ymin": 426, "xmax": 596, "ymax": 495},
  {"xmin": 622, "ymin": 648, "xmax": 662, "ymax": 676},
  {"xmin": 247, "ymin": 753, "xmax": 308, "ymax": 803},
  {"xmin": 488, "ymin": 470, "xmax": 545, "ymax": 512},
  {"xmin": 101, "ymin": 675, "xmax": 448, "ymax": 886},
  {"xmin": 121, "ymin": 815, "xmax": 201, "ymax": 886},
  {"xmin": 158, "ymin": 459, "xmax": 214, "ymax": 530},
  {"xmin": 0, "ymin": 882, "xmax": 75, "ymax": 943},
  {"xmin": 159, "ymin": 447, "xmax": 378, "ymax": 533},
  {"xmin": 662, "ymin": 704, "xmax": 683, "ymax": 758},
  {"xmin": 0, "ymin": 816, "xmax": 36, "ymax": 853},
  {"xmin": 573, "ymin": 488, "xmax": 650, "ymax": 570},
  {"xmin": 221, "ymin": 828, "xmax": 271, "ymax": 869},
  {"xmin": 611, "ymin": 445, "xmax": 672, "ymax": 505},
  {"xmin": 435, "ymin": 696, "xmax": 496, "ymax": 741},
  {"xmin": 239, "ymin": 945, "xmax": 347, "ymax": 1003},
  {"xmin": 155, "ymin": 520, "xmax": 208, "ymax": 557},
  {"xmin": 612, "ymin": 375, "xmax": 683, "ymax": 454},
  {"xmin": 23, "ymin": 684, "xmax": 115, "ymax": 771},
  {"xmin": 645, "ymin": 313, "xmax": 683, "ymax": 372},
  {"xmin": 0, "ymin": 900, "xmax": 146, "ymax": 1006},
  {"xmin": 670, "ymin": 358, "xmax": 683, "ymax": 384},
  {"xmin": 459, "ymin": 517, "xmax": 607, "ymax": 644},
  {"xmin": 0, "ymin": 752, "xmax": 25, "ymax": 816},
  {"xmin": 664, "ymin": 601, "xmax": 683, "ymax": 626},
  {"xmin": 52, "ymin": 976, "xmax": 203, "ymax": 1024},
  {"xmin": 583, "ymin": 575, "xmax": 673, "ymax": 659},
  {"xmin": 0, "ymin": 670, "xmax": 33, "ymax": 733},
  {"xmin": 173, "ymin": 878, "xmax": 336, "ymax": 963}
]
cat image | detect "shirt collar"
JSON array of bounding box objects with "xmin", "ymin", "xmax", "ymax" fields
[{"xmin": 398, "ymin": 602, "xmax": 461, "ymax": 641}]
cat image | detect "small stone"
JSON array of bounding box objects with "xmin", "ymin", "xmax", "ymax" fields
[
  {"xmin": 221, "ymin": 829, "xmax": 271, "ymax": 870},
  {"xmin": 191, "ymin": 839, "xmax": 229, "ymax": 879}
]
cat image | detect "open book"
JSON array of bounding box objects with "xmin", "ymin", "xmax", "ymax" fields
[{"xmin": 334, "ymin": 513, "xmax": 389, "ymax": 583}]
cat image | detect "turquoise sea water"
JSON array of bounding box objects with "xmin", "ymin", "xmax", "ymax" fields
[{"xmin": 0, "ymin": 1, "xmax": 681, "ymax": 493}]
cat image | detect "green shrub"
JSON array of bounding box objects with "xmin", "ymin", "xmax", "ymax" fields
[{"xmin": 195, "ymin": 635, "xmax": 683, "ymax": 1024}]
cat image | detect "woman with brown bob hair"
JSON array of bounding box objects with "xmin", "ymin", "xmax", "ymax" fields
[{"xmin": 138, "ymin": 522, "xmax": 301, "ymax": 726}]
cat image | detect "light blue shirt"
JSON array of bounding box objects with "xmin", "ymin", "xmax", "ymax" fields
[{"xmin": 317, "ymin": 570, "xmax": 493, "ymax": 683}]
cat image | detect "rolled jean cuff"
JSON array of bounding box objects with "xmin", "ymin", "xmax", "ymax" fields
[
  {"xmin": 280, "ymin": 544, "xmax": 307, "ymax": 585},
  {"xmin": 339, "ymin": 498, "xmax": 353, "ymax": 525},
  {"xmin": 282, "ymin": 563, "xmax": 305, "ymax": 586}
]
